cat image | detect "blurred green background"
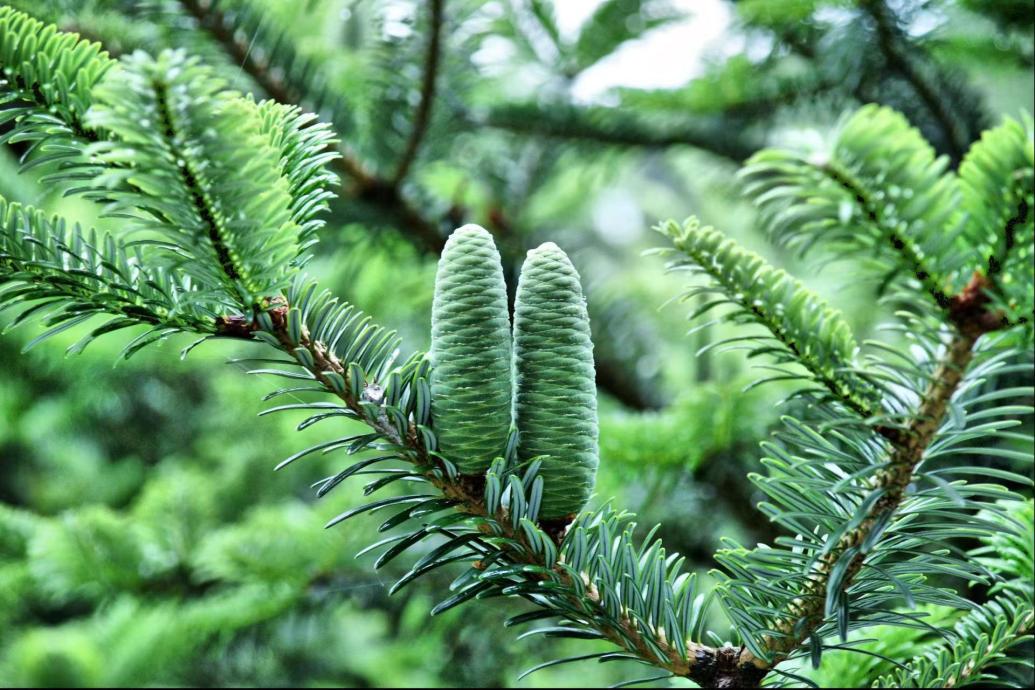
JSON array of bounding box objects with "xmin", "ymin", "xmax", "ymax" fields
[{"xmin": 0, "ymin": 0, "xmax": 1032, "ymax": 686}]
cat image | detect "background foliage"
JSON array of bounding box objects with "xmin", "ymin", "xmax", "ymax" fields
[{"xmin": 0, "ymin": 0, "xmax": 1032, "ymax": 687}]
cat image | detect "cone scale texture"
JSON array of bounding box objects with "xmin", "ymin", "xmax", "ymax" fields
[
  {"xmin": 513, "ymin": 242, "xmax": 598, "ymax": 520},
  {"xmin": 430, "ymin": 225, "xmax": 513, "ymax": 473}
]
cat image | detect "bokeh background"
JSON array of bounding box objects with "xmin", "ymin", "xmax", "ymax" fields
[{"xmin": 0, "ymin": 0, "xmax": 1032, "ymax": 686}]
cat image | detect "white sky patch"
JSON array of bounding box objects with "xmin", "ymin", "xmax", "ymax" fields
[
  {"xmin": 554, "ymin": 0, "xmax": 734, "ymax": 102},
  {"xmin": 592, "ymin": 187, "xmax": 645, "ymax": 246}
]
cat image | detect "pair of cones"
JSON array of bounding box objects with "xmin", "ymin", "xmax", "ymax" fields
[{"xmin": 430, "ymin": 226, "xmax": 598, "ymax": 521}]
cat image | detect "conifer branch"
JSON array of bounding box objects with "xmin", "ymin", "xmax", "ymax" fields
[
  {"xmin": 0, "ymin": 198, "xmax": 215, "ymax": 354},
  {"xmin": 660, "ymin": 219, "xmax": 881, "ymax": 421},
  {"xmin": 392, "ymin": 0, "xmax": 444, "ymax": 186},
  {"xmin": 874, "ymin": 592, "xmax": 1035, "ymax": 687},
  {"xmin": 479, "ymin": 102, "xmax": 761, "ymax": 163},
  {"xmin": 740, "ymin": 106, "xmax": 966, "ymax": 320},
  {"xmin": 213, "ymin": 296, "xmax": 751, "ymax": 689},
  {"xmin": 710, "ymin": 298, "xmax": 1017, "ymax": 685},
  {"xmin": 859, "ymin": 0, "xmax": 973, "ymax": 164},
  {"xmin": 151, "ymin": 76, "xmax": 244, "ymax": 295},
  {"xmin": 762, "ymin": 324, "xmax": 980, "ymax": 664},
  {"xmin": 817, "ymin": 159, "xmax": 955, "ymax": 312},
  {"xmin": 174, "ymin": 0, "xmax": 446, "ymax": 254},
  {"xmin": 174, "ymin": 0, "xmax": 313, "ymax": 133}
]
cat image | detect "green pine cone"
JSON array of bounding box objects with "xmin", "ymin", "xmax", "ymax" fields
[
  {"xmin": 430, "ymin": 225, "xmax": 513, "ymax": 474},
  {"xmin": 513, "ymin": 242, "xmax": 598, "ymax": 520}
]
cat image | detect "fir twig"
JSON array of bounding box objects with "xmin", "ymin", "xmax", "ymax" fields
[
  {"xmin": 214, "ymin": 300, "xmax": 752, "ymax": 688},
  {"xmin": 763, "ymin": 325, "xmax": 981, "ymax": 662},
  {"xmin": 175, "ymin": 0, "xmax": 446, "ymax": 254},
  {"xmin": 818, "ymin": 160, "xmax": 955, "ymax": 313}
]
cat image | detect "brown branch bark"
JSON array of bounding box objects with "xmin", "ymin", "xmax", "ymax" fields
[{"xmin": 479, "ymin": 104, "xmax": 760, "ymax": 163}]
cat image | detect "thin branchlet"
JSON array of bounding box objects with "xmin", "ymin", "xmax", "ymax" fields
[
  {"xmin": 859, "ymin": 0, "xmax": 973, "ymax": 165},
  {"xmin": 681, "ymin": 241, "xmax": 879, "ymax": 421},
  {"xmin": 392, "ymin": 0, "xmax": 444, "ymax": 185},
  {"xmin": 151, "ymin": 77, "xmax": 245, "ymax": 295},
  {"xmin": 988, "ymin": 195, "xmax": 1030, "ymax": 279},
  {"xmin": 819, "ymin": 160, "xmax": 955, "ymax": 311},
  {"xmin": 174, "ymin": 0, "xmax": 447, "ymax": 255}
]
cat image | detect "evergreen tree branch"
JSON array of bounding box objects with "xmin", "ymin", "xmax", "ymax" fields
[
  {"xmin": 703, "ymin": 285, "xmax": 1026, "ymax": 686},
  {"xmin": 150, "ymin": 75, "xmax": 243, "ymax": 293},
  {"xmin": 873, "ymin": 592, "xmax": 1035, "ymax": 687},
  {"xmin": 392, "ymin": 0, "xmax": 444, "ymax": 186},
  {"xmin": 707, "ymin": 1, "xmax": 991, "ymax": 165},
  {"xmin": 658, "ymin": 218, "xmax": 882, "ymax": 422},
  {"xmin": 173, "ymin": 0, "xmax": 319, "ymax": 126},
  {"xmin": 740, "ymin": 106, "xmax": 966, "ymax": 317},
  {"xmin": 0, "ymin": 197, "xmax": 214, "ymax": 355},
  {"xmin": 477, "ymin": 102, "xmax": 762, "ymax": 163},
  {"xmin": 0, "ymin": 5, "xmax": 112, "ymax": 177},
  {"xmin": 82, "ymin": 50, "xmax": 310, "ymax": 305},
  {"xmin": 817, "ymin": 160, "xmax": 955, "ymax": 313},
  {"xmin": 161, "ymin": 0, "xmax": 660, "ymax": 411},
  {"xmin": 174, "ymin": 0, "xmax": 446, "ymax": 255},
  {"xmin": 659, "ymin": 221, "xmax": 1025, "ymax": 683},
  {"xmin": 859, "ymin": 0, "xmax": 973, "ymax": 164},
  {"xmin": 761, "ymin": 323, "xmax": 981, "ymax": 664},
  {"xmin": 211, "ymin": 289, "xmax": 754, "ymax": 688},
  {"xmin": 958, "ymin": 114, "xmax": 1034, "ymax": 332}
]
